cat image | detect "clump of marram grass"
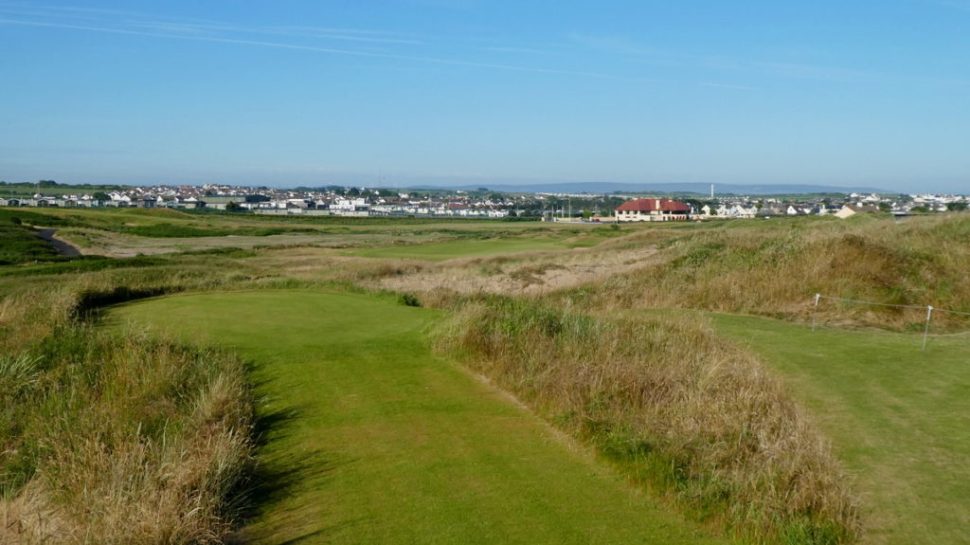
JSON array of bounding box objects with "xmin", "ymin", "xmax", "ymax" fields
[
  {"xmin": 0, "ymin": 329, "xmax": 252, "ymax": 545},
  {"xmin": 435, "ymin": 297, "xmax": 860, "ymax": 545}
]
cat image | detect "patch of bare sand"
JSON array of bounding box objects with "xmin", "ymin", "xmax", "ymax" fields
[{"xmin": 378, "ymin": 245, "xmax": 660, "ymax": 296}]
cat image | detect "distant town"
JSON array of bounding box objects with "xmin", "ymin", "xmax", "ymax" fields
[{"xmin": 1, "ymin": 180, "xmax": 967, "ymax": 221}]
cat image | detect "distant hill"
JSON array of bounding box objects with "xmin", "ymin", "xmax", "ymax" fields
[{"xmin": 411, "ymin": 181, "xmax": 891, "ymax": 196}]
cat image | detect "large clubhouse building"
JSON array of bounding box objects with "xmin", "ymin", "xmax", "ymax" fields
[{"xmin": 615, "ymin": 198, "xmax": 691, "ymax": 222}]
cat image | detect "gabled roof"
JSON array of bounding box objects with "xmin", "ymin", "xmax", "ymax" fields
[{"xmin": 616, "ymin": 198, "xmax": 690, "ymax": 213}]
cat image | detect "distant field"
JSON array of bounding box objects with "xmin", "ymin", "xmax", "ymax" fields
[
  {"xmin": 0, "ymin": 207, "xmax": 619, "ymax": 258},
  {"xmin": 110, "ymin": 290, "xmax": 726, "ymax": 545},
  {"xmin": 345, "ymin": 236, "xmax": 580, "ymax": 260},
  {"xmin": 0, "ymin": 183, "xmax": 125, "ymax": 197},
  {"xmin": 713, "ymin": 314, "xmax": 970, "ymax": 545}
]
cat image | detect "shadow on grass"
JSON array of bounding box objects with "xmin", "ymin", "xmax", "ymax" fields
[
  {"xmin": 229, "ymin": 393, "xmax": 360, "ymax": 544},
  {"xmin": 236, "ymin": 405, "xmax": 311, "ymax": 516}
]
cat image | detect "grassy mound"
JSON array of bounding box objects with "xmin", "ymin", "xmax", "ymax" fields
[
  {"xmin": 435, "ymin": 298, "xmax": 860, "ymax": 544},
  {"xmin": 576, "ymin": 215, "xmax": 970, "ymax": 329},
  {"xmin": 0, "ymin": 261, "xmax": 257, "ymax": 544},
  {"xmin": 0, "ymin": 219, "xmax": 61, "ymax": 265}
]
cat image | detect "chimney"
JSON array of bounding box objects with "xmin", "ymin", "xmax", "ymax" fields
[{"xmin": 655, "ymin": 199, "xmax": 660, "ymax": 210}]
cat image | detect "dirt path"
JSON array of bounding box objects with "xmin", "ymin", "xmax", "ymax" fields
[{"xmin": 35, "ymin": 229, "xmax": 82, "ymax": 257}]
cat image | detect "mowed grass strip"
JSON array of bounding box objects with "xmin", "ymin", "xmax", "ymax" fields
[
  {"xmin": 712, "ymin": 314, "xmax": 970, "ymax": 545},
  {"xmin": 110, "ymin": 290, "xmax": 726, "ymax": 545}
]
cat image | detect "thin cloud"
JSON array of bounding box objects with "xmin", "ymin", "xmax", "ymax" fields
[
  {"xmin": 568, "ymin": 33, "xmax": 669, "ymax": 59},
  {"xmin": 0, "ymin": 15, "xmax": 629, "ymax": 81},
  {"xmin": 0, "ymin": 3, "xmax": 636, "ymax": 81},
  {"xmin": 933, "ymin": 0, "xmax": 970, "ymax": 11},
  {"xmin": 127, "ymin": 20, "xmax": 424, "ymax": 45},
  {"xmin": 570, "ymin": 32, "xmax": 883, "ymax": 83},
  {"xmin": 701, "ymin": 82, "xmax": 758, "ymax": 91},
  {"xmin": 480, "ymin": 46, "xmax": 551, "ymax": 55},
  {"xmin": 0, "ymin": 4, "xmax": 424, "ymax": 45}
]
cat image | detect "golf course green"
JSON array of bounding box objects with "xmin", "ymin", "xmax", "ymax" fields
[
  {"xmin": 110, "ymin": 290, "xmax": 725, "ymax": 545},
  {"xmin": 713, "ymin": 314, "xmax": 970, "ymax": 545}
]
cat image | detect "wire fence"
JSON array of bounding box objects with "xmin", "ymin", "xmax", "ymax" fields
[{"xmin": 810, "ymin": 293, "xmax": 970, "ymax": 351}]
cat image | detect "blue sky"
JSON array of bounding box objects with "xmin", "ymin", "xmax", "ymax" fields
[{"xmin": 1, "ymin": 1, "xmax": 968, "ymax": 192}]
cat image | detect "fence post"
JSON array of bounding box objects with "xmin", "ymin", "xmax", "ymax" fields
[
  {"xmin": 922, "ymin": 305, "xmax": 934, "ymax": 351},
  {"xmin": 812, "ymin": 293, "xmax": 821, "ymax": 332}
]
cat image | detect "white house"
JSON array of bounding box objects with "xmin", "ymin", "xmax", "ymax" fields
[{"xmin": 615, "ymin": 198, "xmax": 691, "ymax": 222}]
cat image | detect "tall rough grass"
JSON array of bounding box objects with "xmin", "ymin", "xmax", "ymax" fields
[
  {"xmin": 435, "ymin": 298, "xmax": 860, "ymax": 545},
  {"xmin": 570, "ymin": 215, "xmax": 970, "ymax": 330},
  {"xmin": 0, "ymin": 329, "xmax": 252, "ymax": 544},
  {"xmin": 0, "ymin": 257, "xmax": 262, "ymax": 544}
]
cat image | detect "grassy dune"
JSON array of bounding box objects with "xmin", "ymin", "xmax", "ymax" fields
[
  {"xmin": 435, "ymin": 298, "xmax": 859, "ymax": 545},
  {"xmin": 713, "ymin": 314, "xmax": 970, "ymax": 545},
  {"xmin": 111, "ymin": 290, "xmax": 727, "ymax": 545},
  {"xmin": 571, "ymin": 215, "xmax": 970, "ymax": 329},
  {"xmin": 0, "ymin": 219, "xmax": 61, "ymax": 265}
]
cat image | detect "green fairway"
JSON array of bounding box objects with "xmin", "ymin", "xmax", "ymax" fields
[
  {"xmin": 712, "ymin": 314, "xmax": 970, "ymax": 545},
  {"xmin": 109, "ymin": 290, "xmax": 725, "ymax": 545},
  {"xmin": 346, "ymin": 236, "xmax": 580, "ymax": 260}
]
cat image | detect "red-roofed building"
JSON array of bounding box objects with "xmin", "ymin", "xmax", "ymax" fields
[{"xmin": 615, "ymin": 198, "xmax": 691, "ymax": 222}]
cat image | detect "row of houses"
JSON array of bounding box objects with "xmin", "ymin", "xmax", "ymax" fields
[
  {"xmin": 698, "ymin": 203, "xmax": 881, "ymax": 218},
  {"xmin": 613, "ymin": 198, "xmax": 886, "ymax": 222},
  {"xmin": 0, "ymin": 192, "xmax": 514, "ymax": 218},
  {"xmin": 0, "ymin": 195, "xmax": 100, "ymax": 208},
  {"xmin": 0, "ymin": 193, "xmax": 207, "ymax": 209}
]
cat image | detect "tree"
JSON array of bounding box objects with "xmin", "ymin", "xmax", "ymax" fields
[
  {"xmin": 947, "ymin": 202, "xmax": 968, "ymax": 212},
  {"xmin": 226, "ymin": 201, "xmax": 243, "ymax": 212},
  {"xmin": 93, "ymin": 191, "xmax": 110, "ymax": 202}
]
